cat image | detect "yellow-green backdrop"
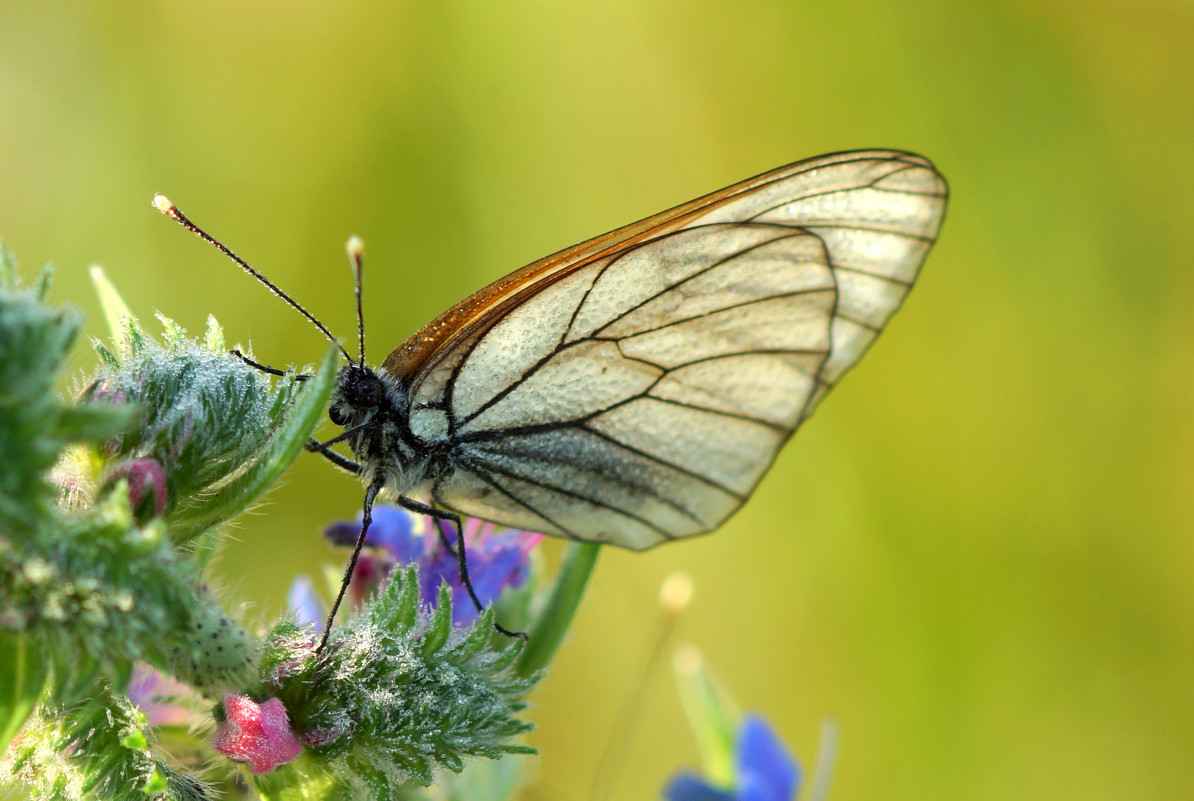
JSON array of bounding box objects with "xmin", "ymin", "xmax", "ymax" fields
[{"xmin": 2, "ymin": 1, "xmax": 1190, "ymax": 799}]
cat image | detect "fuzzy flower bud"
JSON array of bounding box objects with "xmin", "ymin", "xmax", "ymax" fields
[
  {"xmin": 212, "ymin": 695, "xmax": 303, "ymax": 775},
  {"xmin": 107, "ymin": 457, "xmax": 168, "ymax": 517}
]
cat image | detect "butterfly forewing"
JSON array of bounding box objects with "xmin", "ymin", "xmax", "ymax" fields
[{"xmin": 386, "ymin": 150, "xmax": 947, "ymax": 549}]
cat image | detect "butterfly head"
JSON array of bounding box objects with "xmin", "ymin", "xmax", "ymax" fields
[
  {"xmin": 328, "ymin": 362, "xmax": 385, "ymax": 428},
  {"xmin": 327, "ymin": 360, "xmax": 425, "ymax": 492}
]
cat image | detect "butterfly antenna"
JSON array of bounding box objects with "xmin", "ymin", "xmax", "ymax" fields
[
  {"xmin": 346, "ymin": 236, "xmax": 366, "ymax": 364},
  {"xmin": 153, "ymin": 194, "xmax": 353, "ymax": 364}
]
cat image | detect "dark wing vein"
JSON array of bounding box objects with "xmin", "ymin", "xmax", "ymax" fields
[
  {"xmin": 644, "ymin": 395, "xmax": 790, "ymax": 433},
  {"xmin": 457, "ymin": 344, "xmax": 805, "ymax": 446},
  {"xmin": 593, "ymin": 288, "xmax": 826, "ymax": 343},
  {"xmin": 460, "ymin": 454, "xmax": 684, "ymax": 539},
  {"xmin": 458, "ymin": 232, "xmax": 823, "ymax": 429},
  {"xmin": 436, "ymin": 463, "xmax": 580, "ymax": 539},
  {"xmin": 829, "ymin": 263, "xmax": 914, "ymax": 286},
  {"xmin": 458, "ymin": 337, "xmax": 593, "ymax": 428},
  {"xmin": 802, "ymin": 221, "xmax": 938, "ymax": 244},
  {"xmin": 589, "ymin": 227, "xmax": 811, "ymax": 339},
  {"xmin": 463, "ymin": 434, "xmax": 706, "ymax": 524},
  {"xmin": 576, "ymin": 423, "xmax": 744, "ymax": 499},
  {"xmin": 833, "ymin": 311, "xmax": 882, "ymax": 333}
]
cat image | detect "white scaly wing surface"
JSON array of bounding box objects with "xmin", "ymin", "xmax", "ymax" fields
[{"xmin": 406, "ymin": 151, "xmax": 946, "ymax": 548}]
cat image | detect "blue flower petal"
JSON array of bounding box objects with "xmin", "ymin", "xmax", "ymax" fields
[
  {"xmin": 324, "ymin": 506, "xmax": 541, "ymax": 626},
  {"xmin": 466, "ymin": 537, "xmax": 526, "ymax": 593},
  {"xmin": 287, "ymin": 575, "xmax": 325, "ymax": 628},
  {"xmin": 446, "ymin": 545, "xmax": 507, "ymax": 626},
  {"xmin": 417, "ymin": 526, "xmax": 536, "ymax": 624},
  {"xmin": 360, "ymin": 506, "xmax": 422, "ymax": 561},
  {"xmin": 420, "ymin": 549, "xmax": 461, "ymax": 609},
  {"xmin": 324, "ymin": 506, "xmax": 422, "ymax": 563},
  {"xmin": 663, "ymin": 771, "xmax": 737, "ymax": 801},
  {"xmin": 734, "ymin": 714, "xmax": 800, "ymax": 801}
]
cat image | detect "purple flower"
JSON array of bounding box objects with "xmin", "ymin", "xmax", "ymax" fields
[
  {"xmin": 322, "ymin": 505, "xmax": 543, "ymax": 626},
  {"xmin": 128, "ymin": 664, "xmax": 193, "ymax": 727},
  {"xmin": 664, "ymin": 714, "xmax": 801, "ymax": 801}
]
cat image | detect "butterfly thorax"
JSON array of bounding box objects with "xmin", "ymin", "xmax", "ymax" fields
[{"xmin": 328, "ymin": 363, "xmax": 432, "ymax": 495}]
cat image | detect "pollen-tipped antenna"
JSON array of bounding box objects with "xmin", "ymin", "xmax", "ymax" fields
[
  {"xmin": 153, "ymin": 194, "xmax": 354, "ymax": 364},
  {"xmin": 346, "ymin": 235, "xmax": 366, "ymax": 364}
]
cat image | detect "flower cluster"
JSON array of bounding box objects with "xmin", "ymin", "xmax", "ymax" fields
[
  {"xmin": 205, "ymin": 506, "xmax": 546, "ymax": 782},
  {"xmin": 297, "ymin": 505, "xmax": 544, "ymax": 629}
]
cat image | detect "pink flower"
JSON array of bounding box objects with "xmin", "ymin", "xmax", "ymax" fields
[{"xmin": 212, "ymin": 695, "xmax": 303, "ymax": 774}]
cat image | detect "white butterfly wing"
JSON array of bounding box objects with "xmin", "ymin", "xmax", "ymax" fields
[{"xmin": 391, "ymin": 151, "xmax": 947, "ymax": 549}]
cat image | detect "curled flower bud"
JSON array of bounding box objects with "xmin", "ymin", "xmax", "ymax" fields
[
  {"xmin": 300, "ymin": 724, "xmax": 349, "ymax": 749},
  {"xmin": 108, "ymin": 457, "xmax": 168, "ymax": 518}
]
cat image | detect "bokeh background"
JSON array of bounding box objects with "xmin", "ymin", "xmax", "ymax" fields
[{"xmin": 2, "ymin": 1, "xmax": 1191, "ymax": 799}]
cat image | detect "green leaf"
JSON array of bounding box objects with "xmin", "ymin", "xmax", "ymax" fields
[
  {"xmin": 447, "ymin": 606, "xmax": 497, "ymax": 664},
  {"xmin": 52, "ymin": 402, "xmax": 138, "ymax": 443},
  {"xmin": 203, "ymin": 315, "xmax": 224, "ymax": 352},
  {"xmin": 89, "ymin": 265, "xmax": 136, "ymax": 350},
  {"xmin": 419, "ymin": 584, "xmax": 453, "ymax": 658},
  {"xmin": 155, "ymin": 312, "xmax": 188, "ymax": 347},
  {"xmin": 33, "ymin": 264, "xmax": 52, "ymax": 300},
  {"xmin": 390, "ymin": 565, "xmax": 421, "ymax": 634},
  {"xmin": 0, "ymin": 633, "xmax": 49, "ymax": 754},
  {"xmin": 0, "ymin": 239, "xmax": 16, "ymax": 288},
  {"xmin": 257, "ymin": 563, "xmax": 539, "ymax": 795}
]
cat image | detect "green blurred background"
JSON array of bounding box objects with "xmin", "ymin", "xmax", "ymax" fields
[{"xmin": 3, "ymin": 1, "xmax": 1191, "ymax": 799}]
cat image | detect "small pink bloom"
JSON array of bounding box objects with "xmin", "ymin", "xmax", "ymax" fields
[
  {"xmin": 109, "ymin": 458, "xmax": 168, "ymax": 516},
  {"xmin": 348, "ymin": 552, "xmax": 386, "ymax": 609},
  {"xmin": 84, "ymin": 380, "xmax": 127, "ymax": 405},
  {"xmin": 213, "ymin": 695, "xmax": 302, "ymax": 774},
  {"xmin": 82, "ymin": 382, "xmax": 130, "ymax": 455}
]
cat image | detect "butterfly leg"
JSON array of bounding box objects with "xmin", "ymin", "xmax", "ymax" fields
[
  {"xmin": 233, "ymin": 350, "xmax": 357, "ymax": 471},
  {"xmin": 318, "ymin": 475, "xmax": 386, "ymax": 652},
  {"xmin": 306, "ymin": 439, "xmax": 363, "ymax": 475},
  {"xmin": 230, "ymin": 349, "xmax": 313, "ymax": 381},
  {"xmin": 397, "ymin": 496, "xmax": 527, "ymax": 640}
]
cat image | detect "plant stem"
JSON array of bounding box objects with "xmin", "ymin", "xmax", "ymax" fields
[{"xmin": 515, "ymin": 542, "xmax": 600, "ymax": 678}]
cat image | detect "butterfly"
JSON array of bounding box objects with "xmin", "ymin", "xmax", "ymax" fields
[{"xmin": 157, "ymin": 149, "xmax": 947, "ymax": 645}]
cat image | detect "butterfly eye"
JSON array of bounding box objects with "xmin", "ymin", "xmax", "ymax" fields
[
  {"xmin": 328, "ymin": 405, "xmax": 347, "ymax": 426},
  {"xmin": 347, "ymin": 371, "xmax": 383, "ymax": 408},
  {"xmin": 364, "ymin": 379, "xmax": 384, "ymax": 406}
]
